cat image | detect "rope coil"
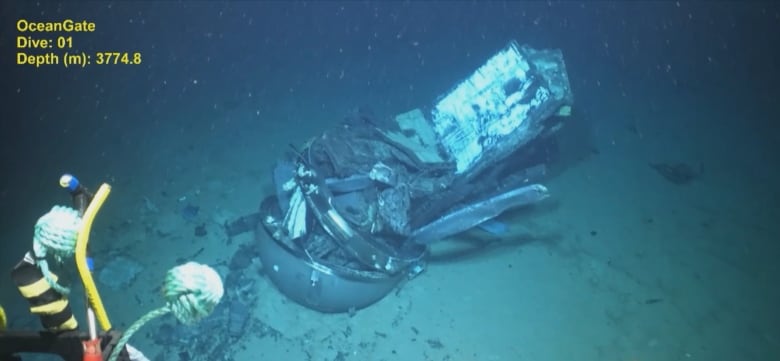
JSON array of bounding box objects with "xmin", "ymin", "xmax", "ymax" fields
[
  {"xmin": 108, "ymin": 262, "xmax": 223, "ymax": 361},
  {"xmin": 33, "ymin": 205, "xmax": 82, "ymax": 295}
]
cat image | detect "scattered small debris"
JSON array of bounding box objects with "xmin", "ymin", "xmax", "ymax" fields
[
  {"xmin": 227, "ymin": 300, "xmax": 250, "ymax": 339},
  {"xmin": 228, "ymin": 243, "xmax": 258, "ymax": 271},
  {"xmin": 649, "ymin": 162, "xmax": 702, "ymax": 185},
  {"xmin": 178, "ymin": 351, "xmax": 190, "ymax": 361},
  {"xmin": 194, "ymin": 223, "xmax": 207, "ymax": 237},
  {"xmin": 426, "ymin": 338, "xmax": 444, "ymax": 349},
  {"xmin": 181, "ymin": 204, "xmax": 200, "ymax": 221}
]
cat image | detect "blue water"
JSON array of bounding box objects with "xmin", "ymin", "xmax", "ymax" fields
[{"xmin": 1, "ymin": 2, "xmax": 778, "ymax": 361}]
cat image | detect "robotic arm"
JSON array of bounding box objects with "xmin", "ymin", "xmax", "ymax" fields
[{"xmin": 1, "ymin": 175, "xmax": 223, "ymax": 361}]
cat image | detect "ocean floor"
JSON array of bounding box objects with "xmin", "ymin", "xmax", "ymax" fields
[{"xmin": 2, "ymin": 86, "xmax": 777, "ymax": 361}]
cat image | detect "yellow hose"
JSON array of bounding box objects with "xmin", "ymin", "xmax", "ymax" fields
[
  {"xmin": 75, "ymin": 183, "xmax": 112, "ymax": 331},
  {"xmin": 0, "ymin": 304, "xmax": 6, "ymax": 330}
]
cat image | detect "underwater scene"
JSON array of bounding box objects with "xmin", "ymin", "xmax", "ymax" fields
[{"xmin": 1, "ymin": 1, "xmax": 778, "ymax": 361}]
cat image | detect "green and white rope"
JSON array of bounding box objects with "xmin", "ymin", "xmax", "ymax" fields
[
  {"xmin": 33, "ymin": 205, "xmax": 82, "ymax": 295},
  {"xmin": 108, "ymin": 262, "xmax": 224, "ymax": 361}
]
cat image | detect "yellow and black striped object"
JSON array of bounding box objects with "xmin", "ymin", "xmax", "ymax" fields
[{"xmin": 10, "ymin": 254, "xmax": 77, "ymax": 332}]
